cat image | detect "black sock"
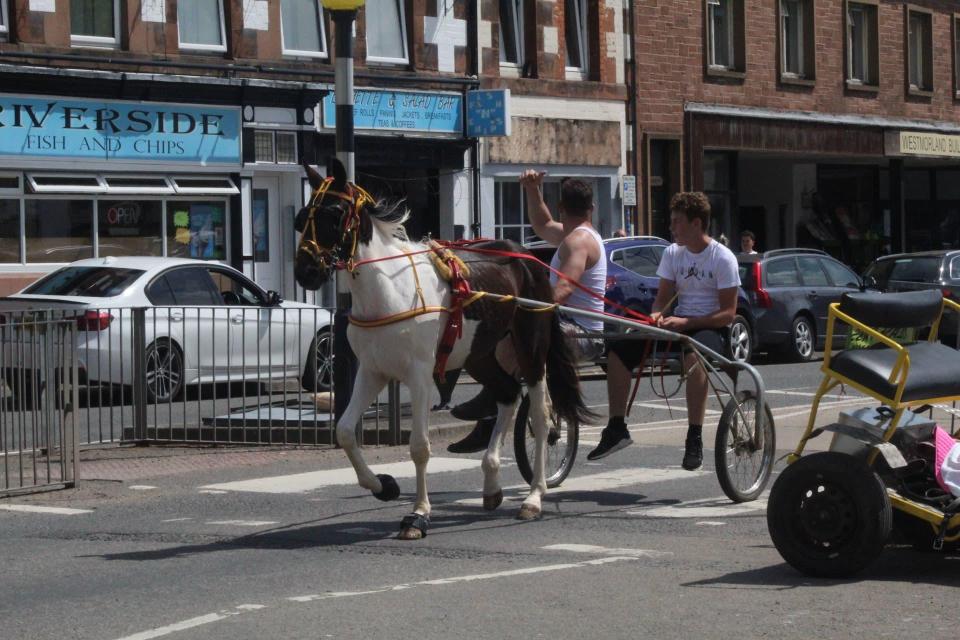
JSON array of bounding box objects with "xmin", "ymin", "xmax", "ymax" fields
[
  {"xmin": 687, "ymin": 424, "xmax": 702, "ymax": 441},
  {"xmin": 607, "ymin": 416, "xmax": 627, "ymax": 432}
]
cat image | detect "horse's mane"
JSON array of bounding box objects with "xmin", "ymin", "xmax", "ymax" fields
[{"xmin": 362, "ymin": 197, "xmax": 411, "ymax": 243}]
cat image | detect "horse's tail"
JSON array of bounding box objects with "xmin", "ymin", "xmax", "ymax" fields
[{"xmin": 545, "ymin": 313, "xmax": 599, "ymax": 426}]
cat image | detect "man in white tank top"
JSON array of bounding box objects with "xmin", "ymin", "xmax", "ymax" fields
[{"xmin": 447, "ymin": 171, "xmax": 607, "ymax": 453}]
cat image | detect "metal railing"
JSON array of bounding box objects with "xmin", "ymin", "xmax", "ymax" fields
[{"xmin": 0, "ymin": 313, "xmax": 79, "ymax": 497}]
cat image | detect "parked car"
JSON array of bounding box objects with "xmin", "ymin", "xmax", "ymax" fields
[
  {"xmin": 735, "ymin": 248, "xmax": 865, "ymax": 362},
  {"xmin": 0, "ymin": 257, "xmax": 333, "ymax": 405},
  {"xmin": 861, "ymin": 250, "xmax": 960, "ymax": 346}
]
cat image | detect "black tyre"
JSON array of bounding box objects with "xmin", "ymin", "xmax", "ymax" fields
[
  {"xmin": 767, "ymin": 452, "xmax": 892, "ymax": 578},
  {"xmin": 145, "ymin": 339, "xmax": 184, "ymax": 404},
  {"xmin": 3, "ymin": 368, "xmax": 41, "ymax": 411},
  {"xmin": 715, "ymin": 390, "xmax": 775, "ymax": 502},
  {"xmin": 727, "ymin": 315, "xmax": 752, "ymax": 364},
  {"xmin": 784, "ymin": 315, "xmax": 815, "ymax": 362},
  {"xmin": 513, "ymin": 394, "xmax": 578, "ymax": 488},
  {"xmin": 301, "ymin": 327, "xmax": 334, "ymax": 393}
]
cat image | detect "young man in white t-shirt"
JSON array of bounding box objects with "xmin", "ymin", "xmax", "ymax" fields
[{"xmin": 589, "ymin": 192, "xmax": 741, "ymax": 469}]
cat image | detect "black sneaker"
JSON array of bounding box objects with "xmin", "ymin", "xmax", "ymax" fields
[
  {"xmin": 450, "ymin": 387, "xmax": 498, "ymax": 421},
  {"xmin": 446, "ymin": 417, "xmax": 496, "ymax": 454},
  {"xmin": 586, "ymin": 427, "xmax": 633, "ymax": 460},
  {"xmin": 682, "ymin": 436, "xmax": 703, "ymax": 470}
]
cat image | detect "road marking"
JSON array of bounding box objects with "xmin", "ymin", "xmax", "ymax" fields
[
  {"xmin": 129, "ymin": 485, "xmax": 157, "ymax": 491},
  {"xmin": 112, "ymin": 605, "xmax": 265, "ymax": 640},
  {"xmin": 542, "ymin": 543, "xmax": 673, "ymax": 559},
  {"xmin": 199, "ymin": 457, "xmax": 482, "ymax": 494},
  {"xmin": 0, "ymin": 504, "xmax": 93, "ymax": 515},
  {"xmin": 161, "ymin": 518, "xmax": 192, "ymax": 523},
  {"xmin": 205, "ymin": 520, "xmax": 278, "ymax": 527},
  {"xmin": 628, "ymin": 493, "xmax": 768, "ymax": 519},
  {"xmin": 197, "ymin": 490, "xmax": 227, "ymax": 495},
  {"xmin": 287, "ymin": 555, "xmax": 639, "ymax": 603},
  {"xmin": 695, "ymin": 521, "xmax": 727, "ymax": 526},
  {"xmin": 454, "ymin": 466, "xmax": 707, "ymax": 506}
]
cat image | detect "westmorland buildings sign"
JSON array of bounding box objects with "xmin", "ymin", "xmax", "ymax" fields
[
  {"xmin": 0, "ymin": 94, "xmax": 241, "ymax": 165},
  {"xmin": 886, "ymin": 130, "xmax": 960, "ymax": 159}
]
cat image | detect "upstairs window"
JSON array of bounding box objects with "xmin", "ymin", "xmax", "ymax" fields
[
  {"xmin": 365, "ymin": 0, "xmax": 408, "ymax": 64},
  {"xmin": 499, "ymin": 0, "xmax": 524, "ymax": 66},
  {"xmin": 178, "ymin": 0, "xmax": 227, "ymax": 52},
  {"xmin": 779, "ymin": 0, "xmax": 815, "ymax": 80},
  {"xmin": 71, "ymin": 0, "xmax": 120, "ymax": 47},
  {"xmin": 907, "ymin": 8, "xmax": 933, "ymax": 94},
  {"xmin": 564, "ymin": 0, "xmax": 588, "ymax": 74},
  {"xmin": 846, "ymin": 1, "xmax": 879, "ymax": 87},
  {"xmin": 954, "ymin": 15, "xmax": 960, "ymax": 97},
  {"xmin": 705, "ymin": 0, "xmax": 744, "ymax": 75},
  {"xmin": 281, "ymin": 0, "xmax": 327, "ymax": 58},
  {"xmin": 0, "ymin": 0, "xmax": 9, "ymax": 39}
]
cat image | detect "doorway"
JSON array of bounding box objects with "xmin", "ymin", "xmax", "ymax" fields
[{"xmin": 252, "ymin": 176, "xmax": 283, "ymax": 294}]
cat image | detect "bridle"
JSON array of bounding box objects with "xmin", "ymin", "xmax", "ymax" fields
[{"xmin": 299, "ymin": 177, "xmax": 374, "ymax": 272}]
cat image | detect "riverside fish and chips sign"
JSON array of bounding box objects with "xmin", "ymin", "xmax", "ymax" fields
[{"xmin": 0, "ymin": 94, "xmax": 241, "ymax": 165}]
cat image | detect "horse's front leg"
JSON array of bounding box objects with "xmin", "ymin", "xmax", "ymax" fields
[
  {"xmin": 337, "ymin": 367, "xmax": 395, "ymax": 498},
  {"xmin": 518, "ymin": 382, "xmax": 548, "ymax": 520},
  {"xmin": 399, "ymin": 365, "xmax": 434, "ymax": 540},
  {"xmin": 481, "ymin": 397, "xmax": 519, "ymax": 511}
]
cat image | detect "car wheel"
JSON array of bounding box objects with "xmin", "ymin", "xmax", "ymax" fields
[
  {"xmin": 302, "ymin": 327, "xmax": 334, "ymax": 393},
  {"xmin": 145, "ymin": 339, "xmax": 184, "ymax": 404},
  {"xmin": 785, "ymin": 315, "xmax": 815, "ymax": 362},
  {"xmin": 727, "ymin": 315, "xmax": 752, "ymax": 363}
]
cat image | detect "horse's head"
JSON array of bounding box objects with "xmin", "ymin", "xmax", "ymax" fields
[{"xmin": 295, "ymin": 157, "xmax": 369, "ymax": 290}]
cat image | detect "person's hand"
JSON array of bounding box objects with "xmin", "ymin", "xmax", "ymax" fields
[
  {"xmin": 659, "ymin": 315, "xmax": 689, "ymax": 331},
  {"xmin": 519, "ymin": 169, "xmax": 546, "ymax": 188},
  {"xmin": 650, "ymin": 311, "xmax": 663, "ymax": 326}
]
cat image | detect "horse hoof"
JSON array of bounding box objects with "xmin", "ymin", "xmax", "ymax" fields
[
  {"xmin": 516, "ymin": 504, "xmax": 541, "ymax": 521},
  {"xmin": 372, "ymin": 474, "xmax": 400, "ymax": 501},
  {"xmin": 483, "ymin": 490, "xmax": 503, "ymax": 511},
  {"xmin": 397, "ymin": 512, "xmax": 429, "ymax": 540}
]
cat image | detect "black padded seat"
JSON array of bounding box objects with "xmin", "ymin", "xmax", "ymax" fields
[{"xmin": 830, "ymin": 342, "xmax": 960, "ymax": 402}]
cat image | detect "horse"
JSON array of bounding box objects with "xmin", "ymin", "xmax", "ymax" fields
[{"xmin": 295, "ymin": 158, "xmax": 593, "ymax": 539}]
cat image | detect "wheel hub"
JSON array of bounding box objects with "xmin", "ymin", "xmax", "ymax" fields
[{"xmin": 797, "ymin": 484, "xmax": 856, "ymax": 545}]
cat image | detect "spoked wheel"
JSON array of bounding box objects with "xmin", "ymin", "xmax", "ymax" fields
[
  {"xmin": 767, "ymin": 452, "xmax": 892, "ymax": 578},
  {"xmin": 513, "ymin": 394, "xmax": 578, "ymax": 488},
  {"xmin": 145, "ymin": 338, "xmax": 184, "ymax": 404},
  {"xmin": 715, "ymin": 390, "xmax": 776, "ymax": 502}
]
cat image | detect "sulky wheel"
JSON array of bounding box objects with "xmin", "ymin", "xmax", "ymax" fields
[
  {"xmin": 715, "ymin": 390, "xmax": 776, "ymax": 502},
  {"xmin": 513, "ymin": 394, "xmax": 578, "ymax": 488},
  {"xmin": 767, "ymin": 452, "xmax": 892, "ymax": 578}
]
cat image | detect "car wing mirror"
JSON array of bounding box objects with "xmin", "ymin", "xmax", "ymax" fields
[
  {"xmin": 266, "ymin": 290, "xmax": 282, "ymax": 306},
  {"xmin": 860, "ymin": 275, "xmax": 878, "ymax": 291}
]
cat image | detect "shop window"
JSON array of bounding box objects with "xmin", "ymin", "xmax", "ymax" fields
[
  {"xmin": 0, "ymin": 0, "xmax": 9, "ymax": 39},
  {"xmin": 281, "ymin": 0, "xmax": 327, "ymax": 58},
  {"xmin": 27, "ymin": 174, "xmax": 105, "ymax": 193},
  {"xmin": 499, "ymin": 0, "xmax": 524, "ymax": 67},
  {"xmin": 102, "ymin": 176, "xmax": 174, "ymax": 194},
  {"xmin": 705, "ymin": 0, "xmax": 745, "ymax": 76},
  {"xmin": 167, "ymin": 202, "xmax": 227, "ymax": 260},
  {"xmin": 178, "ymin": 0, "xmax": 227, "ymax": 52},
  {"xmin": 845, "ymin": 1, "xmax": 879, "ymax": 89},
  {"xmin": 365, "ymin": 0, "xmax": 408, "ymax": 64},
  {"xmin": 0, "ymin": 199, "xmax": 19, "ymax": 263},
  {"xmin": 97, "ymin": 200, "xmax": 163, "ymax": 257},
  {"xmin": 252, "ymin": 189, "xmax": 270, "ymax": 262},
  {"xmin": 938, "ymin": 170, "xmax": 960, "ymax": 200},
  {"xmin": 907, "ymin": 8, "xmax": 933, "ymax": 95},
  {"xmin": 24, "ymin": 200, "xmax": 94, "ymax": 263},
  {"xmin": 905, "ymin": 170, "xmax": 931, "ymax": 200},
  {"xmin": 170, "ymin": 177, "xmax": 238, "ymax": 195},
  {"xmin": 564, "ymin": 0, "xmax": 588, "ymax": 77},
  {"xmin": 0, "ymin": 175, "xmax": 18, "ymax": 192},
  {"xmin": 779, "ymin": 0, "xmax": 815, "ymax": 81},
  {"xmin": 71, "ymin": 0, "xmax": 120, "ymax": 47}
]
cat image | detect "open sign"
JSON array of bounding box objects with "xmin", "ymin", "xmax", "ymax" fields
[{"xmin": 105, "ymin": 203, "xmax": 141, "ymax": 226}]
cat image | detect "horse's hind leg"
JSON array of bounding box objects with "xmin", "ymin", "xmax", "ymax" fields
[
  {"xmin": 337, "ymin": 367, "xmax": 394, "ymax": 498},
  {"xmin": 482, "ymin": 397, "xmax": 519, "ymax": 511},
  {"xmin": 518, "ymin": 381, "xmax": 549, "ymax": 520}
]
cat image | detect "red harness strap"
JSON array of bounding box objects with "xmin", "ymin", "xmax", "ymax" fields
[{"xmin": 434, "ymin": 251, "xmax": 473, "ymax": 382}]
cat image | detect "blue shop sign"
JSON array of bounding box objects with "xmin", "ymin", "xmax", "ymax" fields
[
  {"xmin": 0, "ymin": 94, "xmax": 241, "ymax": 165},
  {"xmin": 322, "ymin": 89, "xmax": 463, "ymax": 135},
  {"xmin": 466, "ymin": 89, "xmax": 511, "ymax": 137}
]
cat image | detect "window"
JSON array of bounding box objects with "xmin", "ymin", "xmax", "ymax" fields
[
  {"xmin": 955, "ymin": 15, "xmax": 960, "ymax": 97},
  {"xmin": 0, "ymin": 0, "xmax": 9, "ymax": 39},
  {"xmin": 612, "ymin": 246, "xmax": 665, "ymax": 278},
  {"xmin": 178, "ymin": 0, "xmax": 227, "ymax": 52},
  {"xmin": 907, "ymin": 8, "xmax": 933, "ymax": 94},
  {"xmin": 0, "ymin": 199, "xmax": 19, "ymax": 263},
  {"xmin": 779, "ymin": 0, "xmax": 814, "ymax": 80},
  {"xmin": 252, "ymin": 189, "xmax": 270, "ymax": 262},
  {"xmin": 764, "ymin": 258, "xmax": 801, "ymax": 287},
  {"xmin": 365, "ymin": 0, "xmax": 408, "ymax": 64},
  {"xmin": 499, "ymin": 0, "xmax": 524, "ymax": 66},
  {"xmin": 821, "ymin": 259, "xmax": 860, "ymax": 289},
  {"xmin": 281, "ymin": 0, "xmax": 327, "ymax": 58},
  {"xmin": 564, "ymin": 0, "xmax": 588, "ymax": 73},
  {"xmin": 253, "ymin": 131, "xmax": 298, "ymax": 165},
  {"xmin": 24, "ymin": 200, "xmax": 94, "ymax": 263},
  {"xmin": 159, "ymin": 267, "xmax": 221, "ymax": 305},
  {"xmin": 24, "ymin": 267, "xmax": 144, "ymax": 297},
  {"xmin": 797, "ymin": 256, "xmax": 829, "ymax": 287},
  {"xmin": 705, "ymin": 0, "xmax": 743, "ymax": 74},
  {"xmin": 71, "ymin": 0, "xmax": 120, "ymax": 47},
  {"xmin": 846, "ymin": 1, "xmax": 879, "ymax": 87},
  {"xmin": 254, "ymin": 131, "xmax": 275, "ymax": 164},
  {"xmin": 167, "ymin": 202, "xmax": 227, "ymax": 260},
  {"xmin": 208, "ymin": 269, "xmax": 265, "ymax": 306},
  {"xmin": 97, "ymin": 200, "xmax": 163, "ymax": 257},
  {"xmin": 494, "ymin": 180, "xmax": 565, "ymax": 244}
]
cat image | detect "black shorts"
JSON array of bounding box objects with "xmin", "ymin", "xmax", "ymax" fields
[{"xmin": 607, "ymin": 326, "xmax": 729, "ymax": 371}]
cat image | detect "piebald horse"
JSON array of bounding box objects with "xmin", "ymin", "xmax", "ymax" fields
[{"xmin": 295, "ymin": 159, "xmax": 592, "ymax": 539}]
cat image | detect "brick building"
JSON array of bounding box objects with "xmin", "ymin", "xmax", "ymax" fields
[
  {"xmin": 634, "ymin": 0, "xmax": 960, "ymax": 268},
  {"xmin": 0, "ymin": 0, "xmax": 478, "ymax": 300}
]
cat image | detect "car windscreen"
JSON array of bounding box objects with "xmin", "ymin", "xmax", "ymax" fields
[
  {"xmin": 885, "ymin": 257, "xmax": 942, "ymax": 283},
  {"xmin": 23, "ymin": 266, "xmax": 144, "ymax": 297}
]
